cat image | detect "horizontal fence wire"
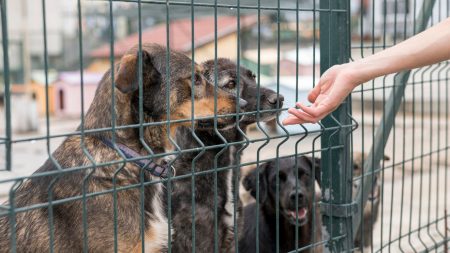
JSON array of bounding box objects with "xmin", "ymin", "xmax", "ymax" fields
[{"xmin": 0, "ymin": 0, "xmax": 449, "ymax": 252}]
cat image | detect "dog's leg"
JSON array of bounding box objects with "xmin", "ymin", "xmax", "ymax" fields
[
  {"xmin": 131, "ymin": 227, "xmax": 167, "ymax": 253},
  {"xmin": 131, "ymin": 183, "xmax": 170, "ymax": 253}
]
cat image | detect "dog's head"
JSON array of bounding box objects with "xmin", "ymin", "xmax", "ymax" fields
[
  {"xmin": 114, "ymin": 44, "xmax": 244, "ymax": 130},
  {"xmin": 243, "ymin": 156, "xmax": 320, "ymax": 226},
  {"xmin": 352, "ymin": 152, "xmax": 390, "ymax": 177},
  {"xmin": 201, "ymin": 58, "xmax": 284, "ymax": 125},
  {"xmin": 352, "ymin": 152, "xmax": 388, "ymax": 202}
]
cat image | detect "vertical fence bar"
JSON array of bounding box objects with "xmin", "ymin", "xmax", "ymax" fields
[
  {"xmin": 76, "ymin": 1, "xmax": 98, "ymax": 252},
  {"xmin": 1, "ymin": 0, "xmax": 11, "ymax": 171},
  {"xmin": 254, "ymin": 1, "xmax": 271, "ymax": 252},
  {"xmin": 319, "ymin": 0, "xmax": 353, "ymax": 252},
  {"xmin": 352, "ymin": 0, "xmax": 437, "ymax": 237}
]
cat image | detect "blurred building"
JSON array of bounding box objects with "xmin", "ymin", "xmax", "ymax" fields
[
  {"xmin": 0, "ymin": 1, "xmax": 130, "ymax": 86},
  {"xmin": 351, "ymin": 0, "xmax": 448, "ymax": 40},
  {"xmin": 53, "ymin": 71, "xmax": 102, "ymax": 118},
  {"xmin": 242, "ymin": 47, "xmax": 320, "ymax": 77},
  {"xmin": 2, "ymin": 0, "xmax": 78, "ymax": 83},
  {"xmin": 88, "ymin": 16, "xmax": 258, "ymax": 72},
  {"xmin": 29, "ymin": 70, "xmax": 58, "ymax": 116}
]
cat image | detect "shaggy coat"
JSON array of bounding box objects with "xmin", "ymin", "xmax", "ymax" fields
[
  {"xmin": 0, "ymin": 44, "xmax": 239, "ymax": 253},
  {"xmin": 170, "ymin": 58, "xmax": 284, "ymax": 252}
]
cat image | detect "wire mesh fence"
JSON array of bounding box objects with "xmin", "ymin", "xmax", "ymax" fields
[
  {"xmin": 350, "ymin": 0, "xmax": 450, "ymax": 252},
  {"xmin": 0, "ymin": 0, "xmax": 449, "ymax": 252}
]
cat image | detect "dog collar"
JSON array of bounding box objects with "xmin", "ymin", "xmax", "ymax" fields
[{"xmin": 98, "ymin": 137, "xmax": 175, "ymax": 179}]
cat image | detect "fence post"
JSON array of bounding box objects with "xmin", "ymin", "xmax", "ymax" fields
[
  {"xmin": 1, "ymin": 0, "xmax": 11, "ymax": 171},
  {"xmin": 319, "ymin": 0, "xmax": 354, "ymax": 252}
]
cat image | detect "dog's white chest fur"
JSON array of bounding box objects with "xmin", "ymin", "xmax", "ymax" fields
[
  {"xmin": 143, "ymin": 183, "xmax": 171, "ymax": 253},
  {"xmin": 223, "ymin": 169, "xmax": 235, "ymax": 227},
  {"xmin": 223, "ymin": 146, "xmax": 237, "ymax": 230}
]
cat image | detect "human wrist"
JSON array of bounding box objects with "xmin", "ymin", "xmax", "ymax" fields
[
  {"xmin": 346, "ymin": 56, "xmax": 392, "ymax": 85},
  {"xmin": 339, "ymin": 62, "xmax": 371, "ymax": 88}
]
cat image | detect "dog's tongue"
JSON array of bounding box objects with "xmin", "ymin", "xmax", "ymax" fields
[
  {"xmin": 297, "ymin": 208, "xmax": 307, "ymax": 219},
  {"xmin": 290, "ymin": 208, "xmax": 308, "ymax": 220}
]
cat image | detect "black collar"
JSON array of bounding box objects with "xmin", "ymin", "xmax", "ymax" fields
[{"xmin": 98, "ymin": 137, "xmax": 174, "ymax": 178}]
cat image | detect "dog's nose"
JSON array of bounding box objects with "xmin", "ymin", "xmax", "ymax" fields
[
  {"xmin": 290, "ymin": 191, "xmax": 304, "ymax": 202},
  {"xmin": 239, "ymin": 98, "xmax": 248, "ymax": 108},
  {"xmin": 267, "ymin": 94, "xmax": 284, "ymax": 106}
]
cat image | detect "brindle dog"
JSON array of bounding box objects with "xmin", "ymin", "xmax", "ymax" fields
[
  {"xmin": 171, "ymin": 58, "xmax": 284, "ymax": 252},
  {"xmin": 0, "ymin": 44, "xmax": 240, "ymax": 253}
]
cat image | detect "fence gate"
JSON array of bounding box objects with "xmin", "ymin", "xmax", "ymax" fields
[{"xmin": 0, "ymin": 0, "xmax": 449, "ymax": 252}]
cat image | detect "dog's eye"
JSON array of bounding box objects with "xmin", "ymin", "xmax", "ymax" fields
[
  {"xmin": 225, "ymin": 80, "xmax": 236, "ymax": 89},
  {"xmin": 300, "ymin": 171, "xmax": 310, "ymax": 178}
]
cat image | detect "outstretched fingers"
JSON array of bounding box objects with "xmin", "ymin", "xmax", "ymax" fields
[
  {"xmin": 284, "ymin": 107, "xmax": 318, "ymax": 125},
  {"xmin": 296, "ymin": 102, "xmax": 328, "ymax": 122},
  {"xmin": 307, "ymin": 82, "xmax": 322, "ymax": 103}
]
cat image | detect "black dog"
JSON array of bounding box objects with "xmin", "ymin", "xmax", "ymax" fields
[
  {"xmin": 170, "ymin": 58, "xmax": 283, "ymax": 252},
  {"xmin": 240, "ymin": 157, "xmax": 323, "ymax": 253}
]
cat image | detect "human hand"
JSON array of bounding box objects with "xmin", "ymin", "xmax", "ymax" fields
[
  {"xmin": 282, "ymin": 63, "xmax": 361, "ymax": 125},
  {"xmin": 283, "ymin": 18, "xmax": 450, "ymax": 126}
]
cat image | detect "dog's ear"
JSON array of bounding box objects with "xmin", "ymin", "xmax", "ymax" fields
[
  {"xmin": 115, "ymin": 50, "xmax": 153, "ymax": 93},
  {"xmin": 243, "ymin": 164, "xmax": 268, "ymax": 203},
  {"xmin": 299, "ymin": 156, "xmax": 321, "ymax": 187}
]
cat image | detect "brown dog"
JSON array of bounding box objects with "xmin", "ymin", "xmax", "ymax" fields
[
  {"xmin": 0, "ymin": 43, "xmax": 240, "ymax": 253},
  {"xmin": 353, "ymin": 153, "xmax": 389, "ymax": 250}
]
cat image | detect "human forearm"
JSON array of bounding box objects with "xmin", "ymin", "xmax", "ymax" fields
[
  {"xmin": 347, "ymin": 17, "xmax": 450, "ymax": 84},
  {"xmin": 283, "ymin": 17, "xmax": 450, "ymax": 125}
]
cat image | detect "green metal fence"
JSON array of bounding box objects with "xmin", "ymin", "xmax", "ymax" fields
[
  {"xmin": 0, "ymin": 0, "xmax": 449, "ymax": 252},
  {"xmin": 348, "ymin": 0, "xmax": 450, "ymax": 252}
]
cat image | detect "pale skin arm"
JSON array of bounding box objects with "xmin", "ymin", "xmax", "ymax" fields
[{"xmin": 282, "ymin": 17, "xmax": 450, "ymax": 125}]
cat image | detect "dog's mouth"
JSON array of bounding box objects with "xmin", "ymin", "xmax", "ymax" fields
[
  {"xmin": 197, "ymin": 119, "xmax": 236, "ymax": 130},
  {"xmin": 285, "ymin": 207, "xmax": 308, "ymax": 226},
  {"xmin": 239, "ymin": 109, "xmax": 280, "ymax": 124}
]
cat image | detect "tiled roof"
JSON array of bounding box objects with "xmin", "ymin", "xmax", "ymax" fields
[{"xmin": 90, "ymin": 15, "xmax": 257, "ymax": 58}]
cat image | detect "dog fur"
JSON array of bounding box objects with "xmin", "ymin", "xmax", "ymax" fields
[
  {"xmin": 353, "ymin": 153, "xmax": 389, "ymax": 250},
  {"xmin": 0, "ymin": 44, "xmax": 240, "ymax": 253},
  {"xmin": 240, "ymin": 157, "xmax": 322, "ymax": 253},
  {"xmin": 170, "ymin": 58, "xmax": 284, "ymax": 252}
]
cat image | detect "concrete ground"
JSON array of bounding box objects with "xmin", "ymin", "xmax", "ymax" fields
[{"xmin": 0, "ymin": 111, "xmax": 448, "ymax": 252}]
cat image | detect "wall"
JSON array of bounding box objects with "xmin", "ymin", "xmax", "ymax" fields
[
  {"xmin": 53, "ymin": 82, "xmax": 98, "ymax": 118},
  {"xmin": 189, "ymin": 33, "xmax": 238, "ymax": 63}
]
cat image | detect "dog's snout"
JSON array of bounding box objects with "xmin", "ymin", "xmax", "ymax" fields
[
  {"xmin": 289, "ymin": 191, "xmax": 304, "ymax": 202},
  {"xmin": 267, "ymin": 94, "xmax": 284, "ymax": 106},
  {"xmin": 239, "ymin": 98, "xmax": 248, "ymax": 108}
]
